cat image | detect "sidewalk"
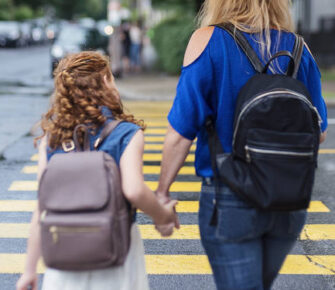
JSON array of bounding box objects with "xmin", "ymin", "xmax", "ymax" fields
[
  {"xmin": 117, "ymin": 74, "xmax": 335, "ymax": 106},
  {"xmin": 116, "ymin": 74, "xmax": 178, "ymax": 102}
]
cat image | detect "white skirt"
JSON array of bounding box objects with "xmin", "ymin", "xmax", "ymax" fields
[{"xmin": 42, "ymin": 224, "xmax": 149, "ymax": 290}]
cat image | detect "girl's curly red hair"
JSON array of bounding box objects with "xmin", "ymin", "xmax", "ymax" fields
[{"xmin": 36, "ymin": 51, "xmax": 144, "ymax": 149}]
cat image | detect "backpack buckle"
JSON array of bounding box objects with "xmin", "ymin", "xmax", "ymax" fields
[{"xmin": 62, "ymin": 140, "xmax": 75, "ymax": 152}]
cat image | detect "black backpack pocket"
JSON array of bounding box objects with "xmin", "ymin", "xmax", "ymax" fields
[{"xmin": 216, "ymin": 129, "xmax": 316, "ymax": 211}]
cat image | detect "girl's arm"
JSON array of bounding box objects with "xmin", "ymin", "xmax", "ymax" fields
[
  {"xmin": 120, "ymin": 130, "xmax": 178, "ymax": 228},
  {"xmin": 16, "ymin": 137, "xmax": 47, "ymax": 290}
]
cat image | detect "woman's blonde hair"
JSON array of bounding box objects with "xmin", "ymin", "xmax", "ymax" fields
[
  {"xmin": 198, "ymin": 0, "xmax": 294, "ymax": 59},
  {"xmin": 36, "ymin": 51, "xmax": 144, "ymax": 150}
]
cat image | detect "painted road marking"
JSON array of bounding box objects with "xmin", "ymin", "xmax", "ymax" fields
[
  {"xmin": 8, "ymin": 181, "xmax": 202, "ymax": 192},
  {"xmin": 0, "ymin": 200, "xmax": 329, "ymax": 213},
  {"xmin": 144, "ymin": 144, "xmax": 196, "ymax": 151},
  {"xmin": 22, "ymin": 166, "xmax": 38, "ymax": 174},
  {"xmin": 328, "ymin": 118, "xmax": 335, "ymax": 125},
  {"xmin": 31, "ymin": 151, "xmax": 195, "ymax": 162},
  {"xmin": 30, "ymin": 149, "xmax": 335, "ymax": 162},
  {"xmin": 144, "ymin": 129, "xmax": 167, "ymax": 135},
  {"xmin": 22, "ymin": 165, "xmax": 197, "ymax": 175},
  {"xmin": 300, "ymin": 225, "xmax": 335, "ymax": 240},
  {"xmin": 2, "ymin": 224, "xmax": 335, "ymax": 241},
  {"xmin": 143, "ymin": 154, "xmax": 195, "ymax": 162},
  {"xmin": 145, "ymin": 122, "xmax": 168, "ymax": 127},
  {"xmin": 319, "ymin": 149, "xmax": 335, "ymax": 154},
  {"xmin": 0, "ymin": 254, "xmax": 334, "ymax": 275},
  {"xmin": 143, "ymin": 166, "xmax": 195, "ymax": 175}
]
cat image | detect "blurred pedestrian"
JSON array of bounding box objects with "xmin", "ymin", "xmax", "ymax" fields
[
  {"xmin": 156, "ymin": 0, "xmax": 328, "ymax": 289},
  {"xmin": 16, "ymin": 51, "xmax": 178, "ymax": 290},
  {"xmin": 129, "ymin": 21, "xmax": 142, "ymax": 72},
  {"xmin": 121, "ymin": 22, "xmax": 131, "ymax": 74}
]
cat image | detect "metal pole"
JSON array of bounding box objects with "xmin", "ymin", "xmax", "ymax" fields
[{"xmin": 304, "ymin": 0, "xmax": 312, "ymax": 33}]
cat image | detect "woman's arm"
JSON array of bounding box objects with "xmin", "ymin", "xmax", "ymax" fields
[
  {"xmin": 16, "ymin": 137, "xmax": 47, "ymax": 290},
  {"xmin": 120, "ymin": 130, "xmax": 178, "ymax": 229},
  {"xmin": 156, "ymin": 125, "xmax": 193, "ymax": 200}
]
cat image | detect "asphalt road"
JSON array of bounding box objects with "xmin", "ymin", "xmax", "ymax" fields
[{"xmin": 0, "ymin": 46, "xmax": 335, "ymax": 290}]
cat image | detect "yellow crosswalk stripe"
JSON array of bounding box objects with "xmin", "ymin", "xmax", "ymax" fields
[
  {"xmin": 0, "ymin": 254, "xmax": 334, "ymax": 275},
  {"xmin": 145, "ymin": 122, "xmax": 168, "ymax": 127},
  {"xmin": 8, "ymin": 181, "xmax": 38, "ymax": 191},
  {"xmin": 2, "ymin": 224, "xmax": 335, "ymax": 241},
  {"xmin": 319, "ymin": 149, "xmax": 335, "ymax": 154},
  {"xmin": 144, "ymin": 129, "xmax": 167, "ymax": 135},
  {"xmin": 300, "ymin": 225, "xmax": 335, "ymax": 240},
  {"xmin": 280, "ymin": 255, "xmax": 335, "ymax": 275},
  {"xmin": 308, "ymin": 201, "xmax": 331, "ymax": 212},
  {"xmin": 144, "ymin": 144, "xmax": 196, "ymax": 151},
  {"xmin": 31, "ymin": 151, "xmax": 195, "ymax": 162},
  {"xmin": 0, "ymin": 200, "xmax": 329, "ymax": 213},
  {"xmin": 31, "ymin": 154, "xmax": 38, "ymax": 161},
  {"xmin": 0, "ymin": 200, "xmax": 37, "ymax": 212},
  {"xmin": 143, "ymin": 154, "xmax": 195, "ymax": 162},
  {"xmin": 143, "ymin": 166, "xmax": 195, "ymax": 175},
  {"xmin": 8, "ymin": 181, "xmax": 201, "ymax": 192},
  {"xmin": 22, "ymin": 165, "xmax": 196, "ymax": 175},
  {"xmin": 30, "ymin": 148, "xmax": 335, "ymax": 162},
  {"xmin": 134, "ymin": 114, "xmax": 168, "ymax": 118},
  {"xmin": 22, "ymin": 166, "xmax": 38, "ymax": 174},
  {"xmin": 145, "ymin": 136, "xmax": 166, "ymax": 142}
]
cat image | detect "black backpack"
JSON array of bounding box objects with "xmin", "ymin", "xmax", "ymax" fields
[{"xmin": 206, "ymin": 24, "xmax": 322, "ymax": 218}]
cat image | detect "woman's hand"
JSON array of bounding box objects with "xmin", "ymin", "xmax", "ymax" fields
[{"xmin": 16, "ymin": 272, "xmax": 38, "ymax": 290}]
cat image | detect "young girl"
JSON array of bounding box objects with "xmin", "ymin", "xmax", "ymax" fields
[
  {"xmin": 157, "ymin": 0, "xmax": 328, "ymax": 289},
  {"xmin": 16, "ymin": 51, "xmax": 178, "ymax": 290}
]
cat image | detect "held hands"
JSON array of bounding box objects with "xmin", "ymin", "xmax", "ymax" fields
[{"xmin": 154, "ymin": 192, "xmax": 180, "ymax": 237}]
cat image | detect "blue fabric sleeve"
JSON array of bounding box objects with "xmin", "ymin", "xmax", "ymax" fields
[
  {"xmin": 298, "ymin": 47, "xmax": 328, "ymax": 132},
  {"xmin": 168, "ymin": 40, "xmax": 215, "ymax": 140},
  {"xmin": 100, "ymin": 122, "xmax": 141, "ymax": 165}
]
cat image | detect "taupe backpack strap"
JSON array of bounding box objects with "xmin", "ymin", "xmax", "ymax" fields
[
  {"xmin": 94, "ymin": 120, "xmax": 122, "ymax": 149},
  {"xmin": 73, "ymin": 124, "xmax": 91, "ymax": 152}
]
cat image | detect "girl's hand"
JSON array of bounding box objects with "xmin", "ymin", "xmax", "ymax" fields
[
  {"xmin": 154, "ymin": 199, "xmax": 179, "ymax": 237},
  {"xmin": 16, "ymin": 272, "xmax": 38, "ymax": 290}
]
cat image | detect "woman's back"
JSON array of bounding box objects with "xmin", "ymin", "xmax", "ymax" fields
[{"xmin": 168, "ymin": 26, "xmax": 328, "ymax": 177}]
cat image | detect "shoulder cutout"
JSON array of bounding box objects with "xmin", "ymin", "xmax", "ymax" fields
[{"xmin": 183, "ymin": 26, "xmax": 215, "ymax": 67}]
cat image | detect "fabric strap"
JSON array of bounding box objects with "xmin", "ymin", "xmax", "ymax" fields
[
  {"xmin": 205, "ymin": 117, "xmax": 224, "ymax": 225},
  {"xmin": 215, "ymin": 23, "xmax": 304, "ymax": 78},
  {"xmin": 71, "ymin": 120, "xmax": 122, "ymax": 152},
  {"xmin": 94, "ymin": 120, "xmax": 122, "ymax": 150}
]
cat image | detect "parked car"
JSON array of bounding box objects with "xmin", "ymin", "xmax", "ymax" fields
[
  {"xmin": 20, "ymin": 21, "xmax": 34, "ymax": 46},
  {"xmin": 0, "ymin": 21, "xmax": 24, "ymax": 48},
  {"xmin": 50, "ymin": 24, "xmax": 109, "ymax": 75},
  {"xmin": 30, "ymin": 18, "xmax": 48, "ymax": 44}
]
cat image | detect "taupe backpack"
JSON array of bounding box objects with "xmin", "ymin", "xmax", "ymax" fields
[{"xmin": 38, "ymin": 121, "xmax": 132, "ymax": 271}]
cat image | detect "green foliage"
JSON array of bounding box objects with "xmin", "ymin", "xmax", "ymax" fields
[
  {"xmin": 48, "ymin": 0, "xmax": 107, "ymax": 20},
  {"xmin": 0, "ymin": 0, "xmax": 14, "ymax": 20},
  {"xmin": 152, "ymin": 14, "xmax": 195, "ymax": 74},
  {"xmin": 13, "ymin": 5, "xmax": 34, "ymax": 20}
]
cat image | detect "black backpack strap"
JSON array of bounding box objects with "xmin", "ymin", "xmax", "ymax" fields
[
  {"xmin": 94, "ymin": 120, "xmax": 123, "ymax": 149},
  {"xmin": 205, "ymin": 116, "xmax": 224, "ymax": 225},
  {"xmin": 292, "ymin": 34, "xmax": 304, "ymax": 79},
  {"xmin": 215, "ymin": 23, "xmax": 264, "ymax": 73}
]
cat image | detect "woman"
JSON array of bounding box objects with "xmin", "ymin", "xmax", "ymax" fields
[
  {"xmin": 156, "ymin": 0, "xmax": 328, "ymax": 289},
  {"xmin": 17, "ymin": 51, "xmax": 178, "ymax": 290}
]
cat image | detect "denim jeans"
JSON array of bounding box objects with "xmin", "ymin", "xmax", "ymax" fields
[{"xmin": 199, "ymin": 181, "xmax": 307, "ymax": 290}]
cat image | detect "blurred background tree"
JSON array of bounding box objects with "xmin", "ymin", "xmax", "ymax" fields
[{"xmin": 150, "ymin": 0, "xmax": 204, "ymax": 74}]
